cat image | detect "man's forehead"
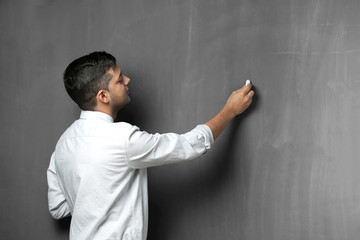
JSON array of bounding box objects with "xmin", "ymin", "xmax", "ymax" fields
[{"xmin": 107, "ymin": 65, "xmax": 121, "ymax": 76}]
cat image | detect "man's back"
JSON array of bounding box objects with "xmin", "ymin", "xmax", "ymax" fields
[{"xmin": 48, "ymin": 111, "xmax": 148, "ymax": 239}]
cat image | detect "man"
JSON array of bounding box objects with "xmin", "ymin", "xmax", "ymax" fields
[{"xmin": 47, "ymin": 51, "xmax": 254, "ymax": 239}]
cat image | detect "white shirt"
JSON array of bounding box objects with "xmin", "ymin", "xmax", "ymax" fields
[{"xmin": 47, "ymin": 110, "xmax": 213, "ymax": 240}]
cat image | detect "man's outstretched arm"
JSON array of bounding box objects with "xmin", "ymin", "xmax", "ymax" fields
[
  {"xmin": 204, "ymin": 83, "xmax": 254, "ymax": 140},
  {"xmin": 124, "ymin": 82, "xmax": 254, "ymax": 169}
]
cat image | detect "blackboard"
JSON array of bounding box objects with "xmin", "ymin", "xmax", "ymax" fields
[{"xmin": 1, "ymin": 0, "xmax": 360, "ymax": 239}]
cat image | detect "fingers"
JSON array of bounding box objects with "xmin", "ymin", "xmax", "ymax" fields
[
  {"xmin": 243, "ymin": 83, "xmax": 252, "ymax": 94},
  {"xmin": 248, "ymin": 89, "xmax": 255, "ymax": 97},
  {"xmin": 241, "ymin": 84, "xmax": 254, "ymax": 106},
  {"xmin": 225, "ymin": 81, "xmax": 255, "ymax": 116},
  {"xmin": 233, "ymin": 81, "xmax": 255, "ymax": 104},
  {"xmin": 235, "ymin": 83, "xmax": 252, "ymax": 94}
]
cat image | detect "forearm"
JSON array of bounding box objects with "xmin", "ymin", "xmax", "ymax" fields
[{"xmin": 204, "ymin": 107, "xmax": 234, "ymax": 140}]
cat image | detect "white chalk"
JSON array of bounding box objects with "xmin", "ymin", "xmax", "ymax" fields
[{"xmin": 245, "ymin": 79, "xmax": 251, "ymax": 86}]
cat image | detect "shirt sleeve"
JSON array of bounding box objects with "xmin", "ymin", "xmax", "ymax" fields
[
  {"xmin": 124, "ymin": 124, "xmax": 214, "ymax": 168},
  {"xmin": 47, "ymin": 152, "xmax": 71, "ymax": 219}
]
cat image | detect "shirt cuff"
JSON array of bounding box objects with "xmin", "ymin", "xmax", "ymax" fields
[{"xmin": 192, "ymin": 124, "xmax": 214, "ymax": 151}]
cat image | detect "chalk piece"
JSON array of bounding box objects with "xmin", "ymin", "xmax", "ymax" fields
[{"xmin": 246, "ymin": 79, "xmax": 251, "ymax": 86}]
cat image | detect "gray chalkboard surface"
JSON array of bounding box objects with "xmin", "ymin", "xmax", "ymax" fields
[{"xmin": 1, "ymin": 1, "xmax": 360, "ymax": 239}]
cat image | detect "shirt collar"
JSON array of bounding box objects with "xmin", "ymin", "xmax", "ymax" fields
[{"xmin": 80, "ymin": 110, "xmax": 114, "ymax": 123}]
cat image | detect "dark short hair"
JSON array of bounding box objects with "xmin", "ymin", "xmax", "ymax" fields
[{"xmin": 63, "ymin": 51, "xmax": 117, "ymax": 110}]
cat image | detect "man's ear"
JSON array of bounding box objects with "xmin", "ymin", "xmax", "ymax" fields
[{"xmin": 96, "ymin": 90, "xmax": 110, "ymax": 104}]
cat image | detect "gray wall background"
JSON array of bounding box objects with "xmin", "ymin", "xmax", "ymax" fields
[{"xmin": 1, "ymin": 0, "xmax": 360, "ymax": 239}]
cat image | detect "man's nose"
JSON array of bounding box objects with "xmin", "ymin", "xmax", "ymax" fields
[{"xmin": 124, "ymin": 75, "xmax": 131, "ymax": 85}]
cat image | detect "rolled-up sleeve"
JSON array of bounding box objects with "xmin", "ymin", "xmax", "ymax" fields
[
  {"xmin": 124, "ymin": 125, "xmax": 214, "ymax": 168},
  {"xmin": 47, "ymin": 152, "xmax": 71, "ymax": 219}
]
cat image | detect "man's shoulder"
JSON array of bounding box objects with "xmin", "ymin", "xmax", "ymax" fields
[
  {"xmin": 57, "ymin": 120, "xmax": 138, "ymax": 143},
  {"xmin": 113, "ymin": 121, "xmax": 134, "ymax": 129}
]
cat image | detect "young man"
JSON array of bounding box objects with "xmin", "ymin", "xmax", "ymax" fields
[{"xmin": 47, "ymin": 51, "xmax": 254, "ymax": 239}]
